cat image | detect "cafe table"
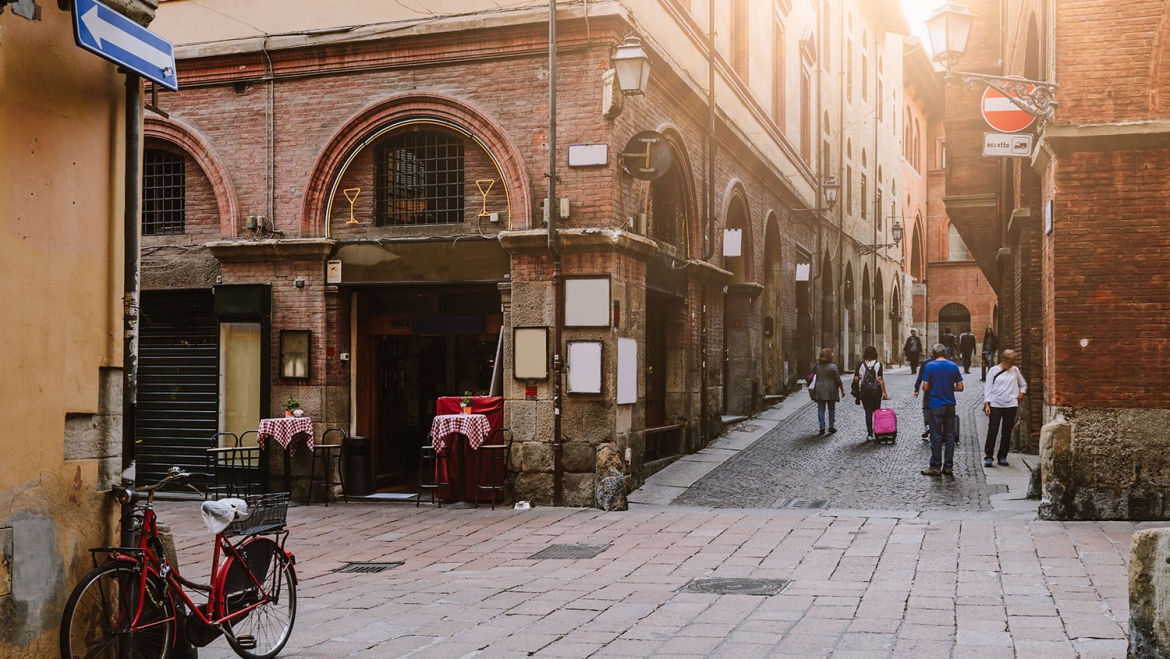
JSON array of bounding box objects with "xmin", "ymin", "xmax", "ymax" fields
[
  {"xmin": 430, "ymin": 413, "xmax": 491, "ymax": 502},
  {"xmin": 257, "ymin": 416, "xmax": 314, "ymax": 493}
]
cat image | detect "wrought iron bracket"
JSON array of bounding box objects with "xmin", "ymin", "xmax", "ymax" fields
[
  {"xmin": 950, "ymin": 71, "xmax": 1059, "ymax": 126},
  {"xmin": 857, "ymin": 242, "xmax": 899, "ymax": 256}
]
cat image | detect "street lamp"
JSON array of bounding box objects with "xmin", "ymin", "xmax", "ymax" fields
[
  {"xmin": 925, "ymin": 3, "xmax": 1058, "ymax": 125},
  {"xmin": 611, "ymin": 35, "xmax": 651, "ymax": 95},
  {"xmin": 793, "ymin": 176, "xmax": 840, "ymax": 216},
  {"xmin": 858, "ymin": 220, "xmax": 903, "ymax": 256}
]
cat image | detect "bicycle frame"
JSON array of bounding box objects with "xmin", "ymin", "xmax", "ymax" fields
[{"xmin": 96, "ymin": 493, "xmax": 295, "ymax": 641}]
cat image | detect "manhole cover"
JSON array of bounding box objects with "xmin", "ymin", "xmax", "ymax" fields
[
  {"xmin": 682, "ymin": 578, "xmax": 792, "ymax": 596},
  {"xmin": 528, "ymin": 544, "xmax": 610, "ymax": 560},
  {"xmin": 333, "ymin": 561, "xmax": 403, "ymax": 574},
  {"xmin": 781, "ymin": 498, "xmax": 831, "ymax": 509}
]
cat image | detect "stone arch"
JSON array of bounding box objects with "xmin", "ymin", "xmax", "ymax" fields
[
  {"xmin": 653, "ymin": 123, "xmax": 701, "ymax": 257},
  {"xmin": 144, "ymin": 115, "xmax": 239, "ymax": 237},
  {"xmin": 302, "ymin": 92, "xmax": 532, "ymax": 236},
  {"xmin": 890, "ymin": 277, "xmax": 903, "ymax": 357},
  {"xmin": 843, "ymin": 262, "xmax": 856, "ymax": 368},
  {"xmin": 861, "ymin": 265, "xmax": 873, "ymax": 349},
  {"xmin": 722, "ymin": 180, "xmax": 754, "ymax": 283}
]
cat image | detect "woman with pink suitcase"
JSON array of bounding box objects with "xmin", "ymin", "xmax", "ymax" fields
[{"xmin": 853, "ymin": 346, "xmax": 891, "ymax": 442}]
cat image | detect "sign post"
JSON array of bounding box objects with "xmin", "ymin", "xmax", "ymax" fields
[{"xmin": 72, "ymin": 0, "xmax": 178, "ymax": 91}]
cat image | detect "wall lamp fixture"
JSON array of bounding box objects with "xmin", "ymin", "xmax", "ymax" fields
[
  {"xmin": 792, "ymin": 176, "xmax": 840, "ymax": 216},
  {"xmin": 857, "ymin": 221, "xmax": 903, "ymax": 256},
  {"xmin": 603, "ymin": 35, "xmax": 652, "ymax": 118},
  {"xmin": 926, "ymin": 2, "xmax": 1058, "ymax": 126}
]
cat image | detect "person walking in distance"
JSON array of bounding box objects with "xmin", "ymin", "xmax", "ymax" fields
[
  {"xmin": 853, "ymin": 346, "xmax": 889, "ymax": 441},
  {"xmin": 958, "ymin": 326, "xmax": 977, "ymax": 374},
  {"xmin": 983, "ymin": 349, "xmax": 1026, "ymax": 467},
  {"xmin": 980, "ymin": 327, "xmax": 999, "ymax": 381},
  {"xmin": 810, "ymin": 348, "xmax": 846, "ymax": 436},
  {"xmin": 921, "ymin": 343, "xmax": 964, "ymax": 477},
  {"xmin": 941, "ymin": 327, "xmax": 956, "ymax": 360},
  {"xmin": 903, "ymin": 328, "xmax": 923, "ymax": 374}
]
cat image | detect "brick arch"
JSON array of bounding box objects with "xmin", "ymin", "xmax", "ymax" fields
[
  {"xmin": 721, "ymin": 180, "xmax": 754, "ymax": 283},
  {"xmin": 144, "ymin": 115, "xmax": 239, "ymax": 237},
  {"xmin": 654, "ymin": 122, "xmax": 700, "ymax": 258},
  {"xmin": 302, "ymin": 92, "xmax": 532, "ymax": 235}
]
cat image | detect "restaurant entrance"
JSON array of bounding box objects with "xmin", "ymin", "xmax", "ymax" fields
[{"xmin": 357, "ymin": 286, "xmax": 502, "ymax": 493}]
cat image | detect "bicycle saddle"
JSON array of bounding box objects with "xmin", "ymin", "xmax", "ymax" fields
[{"xmin": 200, "ymin": 498, "xmax": 249, "ymax": 534}]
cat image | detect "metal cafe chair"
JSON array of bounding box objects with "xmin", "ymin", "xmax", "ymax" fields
[
  {"xmin": 206, "ymin": 432, "xmax": 260, "ymax": 500},
  {"xmin": 475, "ymin": 428, "xmax": 514, "ymax": 510},
  {"xmin": 417, "ymin": 434, "xmax": 450, "ymax": 508},
  {"xmin": 307, "ymin": 427, "xmax": 348, "ymax": 506}
]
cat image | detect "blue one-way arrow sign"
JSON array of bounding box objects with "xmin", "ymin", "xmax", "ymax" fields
[{"xmin": 72, "ymin": 0, "xmax": 178, "ymax": 91}]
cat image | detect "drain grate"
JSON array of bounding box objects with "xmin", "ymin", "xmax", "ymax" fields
[
  {"xmin": 333, "ymin": 561, "xmax": 403, "ymax": 574},
  {"xmin": 528, "ymin": 544, "xmax": 611, "ymax": 560},
  {"xmin": 682, "ymin": 577, "xmax": 792, "ymax": 596},
  {"xmin": 781, "ymin": 498, "xmax": 831, "ymax": 510}
]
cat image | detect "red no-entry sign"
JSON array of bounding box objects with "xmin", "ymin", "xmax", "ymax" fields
[{"xmin": 981, "ymin": 76, "xmax": 1036, "ymax": 133}]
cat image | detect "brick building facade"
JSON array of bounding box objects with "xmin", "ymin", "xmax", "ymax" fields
[
  {"xmin": 943, "ymin": 0, "xmax": 1170, "ymax": 519},
  {"xmin": 144, "ymin": 0, "xmax": 913, "ymax": 506}
]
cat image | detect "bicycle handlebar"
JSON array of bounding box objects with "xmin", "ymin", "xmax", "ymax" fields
[{"xmin": 111, "ymin": 467, "xmax": 193, "ymax": 505}]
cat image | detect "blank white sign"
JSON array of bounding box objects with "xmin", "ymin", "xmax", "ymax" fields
[
  {"xmin": 617, "ymin": 338, "xmax": 637, "ymax": 404},
  {"xmin": 723, "ymin": 228, "xmax": 742, "ymax": 257},
  {"xmin": 567, "ymin": 341, "xmax": 603, "ymax": 394},
  {"xmin": 565, "ymin": 278, "xmax": 610, "ymax": 327}
]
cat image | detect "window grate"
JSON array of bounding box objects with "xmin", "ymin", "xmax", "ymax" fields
[
  {"xmin": 375, "ymin": 130, "xmax": 464, "ymax": 226},
  {"xmin": 781, "ymin": 498, "xmax": 831, "ymax": 509},
  {"xmin": 682, "ymin": 578, "xmax": 792, "ymax": 596},
  {"xmin": 143, "ymin": 149, "xmax": 185, "ymax": 235}
]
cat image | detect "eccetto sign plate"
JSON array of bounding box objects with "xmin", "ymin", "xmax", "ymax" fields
[{"xmin": 982, "ymin": 133, "xmax": 1033, "ymax": 158}]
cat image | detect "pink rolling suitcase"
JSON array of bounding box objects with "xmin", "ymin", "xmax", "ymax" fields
[{"xmin": 873, "ymin": 407, "xmax": 897, "ymax": 443}]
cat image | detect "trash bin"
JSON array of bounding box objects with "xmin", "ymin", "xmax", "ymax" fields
[{"xmin": 342, "ymin": 435, "xmax": 372, "ymax": 496}]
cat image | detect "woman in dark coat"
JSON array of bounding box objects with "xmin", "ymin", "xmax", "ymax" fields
[{"xmin": 810, "ymin": 348, "xmax": 846, "ymax": 435}]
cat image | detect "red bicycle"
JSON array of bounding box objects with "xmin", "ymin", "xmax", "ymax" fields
[{"xmin": 60, "ymin": 467, "xmax": 297, "ymax": 659}]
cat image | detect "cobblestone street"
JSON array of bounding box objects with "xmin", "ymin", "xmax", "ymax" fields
[{"xmin": 675, "ymin": 367, "xmax": 1003, "ymax": 511}]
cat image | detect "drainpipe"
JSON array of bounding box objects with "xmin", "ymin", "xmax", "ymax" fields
[
  {"xmin": 121, "ymin": 73, "xmax": 142, "ymax": 549},
  {"xmin": 548, "ymin": 0, "xmax": 563, "ymax": 506},
  {"xmin": 698, "ymin": 0, "xmax": 716, "ymax": 446}
]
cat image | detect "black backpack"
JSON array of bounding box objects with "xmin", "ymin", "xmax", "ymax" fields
[{"xmin": 859, "ymin": 363, "xmax": 882, "ymax": 398}]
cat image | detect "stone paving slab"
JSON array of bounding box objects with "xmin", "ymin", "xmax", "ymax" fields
[{"xmin": 151, "ymin": 501, "xmax": 1154, "ymax": 659}]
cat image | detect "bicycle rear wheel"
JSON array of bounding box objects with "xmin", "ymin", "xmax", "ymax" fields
[
  {"xmin": 60, "ymin": 561, "xmax": 174, "ymax": 659},
  {"xmin": 221, "ymin": 537, "xmax": 296, "ymax": 659}
]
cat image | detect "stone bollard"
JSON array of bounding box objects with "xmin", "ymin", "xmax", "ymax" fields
[
  {"xmin": 1038, "ymin": 414, "xmax": 1072, "ymax": 520},
  {"xmin": 1129, "ymin": 527, "xmax": 1170, "ymax": 659}
]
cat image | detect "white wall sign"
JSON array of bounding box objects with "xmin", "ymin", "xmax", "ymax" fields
[
  {"xmin": 564, "ymin": 278, "xmax": 610, "ymax": 327},
  {"xmin": 326, "ymin": 259, "xmax": 342, "ymax": 284},
  {"xmin": 723, "ymin": 228, "xmax": 742, "ymax": 257},
  {"xmin": 568, "ymin": 143, "xmax": 608, "ymax": 167},
  {"xmin": 567, "ymin": 341, "xmax": 603, "ymax": 394},
  {"xmin": 617, "ymin": 338, "xmax": 637, "ymax": 404},
  {"xmin": 513, "ymin": 327, "xmax": 548, "ymax": 379},
  {"xmin": 796, "ymin": 263, "xmax": 811, "ymax": 281}
]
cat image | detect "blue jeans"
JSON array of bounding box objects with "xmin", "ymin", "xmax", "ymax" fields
[
  {"xmin": 862, "ymin": 399, "xmax": 881, "ymax": 435},
  {"xmin": 816, "ymin": 400, "xmax": 837, "ymax": 430},
  {"xmin": 928, "ymin": 405, "xmax": 957, "ymax": 470}
]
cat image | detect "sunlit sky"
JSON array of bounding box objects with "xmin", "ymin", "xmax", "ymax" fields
[{"xmin": 900, "ymin": 0, "xmax": 943, "ymax": 53}]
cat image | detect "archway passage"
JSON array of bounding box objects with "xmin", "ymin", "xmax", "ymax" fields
[
  {"xmin": 861, "ymin": 267, "xmax": 873, "ymax": 352},
  {"xmin": 938, "ymin": 303, "xmax": 971, "ymax": 358},
  {"xmin": 762, "ymin": 218, "xmax": 784, "ymax": 394}
]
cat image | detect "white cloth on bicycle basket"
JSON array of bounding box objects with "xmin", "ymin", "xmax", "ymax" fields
[{"xmin": 200, "ymin": 498, "xmax": 249, "ymax": 534}]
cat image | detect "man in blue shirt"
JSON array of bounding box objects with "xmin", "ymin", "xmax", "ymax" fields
[{"xmin": 921, "ymin": 343, "xmax": 964, "ymax": 476}]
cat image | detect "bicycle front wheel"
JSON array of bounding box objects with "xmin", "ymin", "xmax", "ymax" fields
[
  {"xmin": 60, "ymin": 561, "xmax": 174, "ymax": 659},
  {"xmin": 221, "ymin": 537, "xmax": 297, "ymax": 659}
]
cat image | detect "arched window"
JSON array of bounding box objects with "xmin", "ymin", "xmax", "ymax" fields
[
  {"xmin": 143, "ymin": 147, "xmax": 186, "ymax": 235},
  {"xmin": 939, "ymin": 303, "xmax": 971, "ymax": 337},
  {"xmin": 948, "ymin": 224, "xmax": 970, "ymax": 261},
  {"xmin": 650, "ymin": 148, "xmax": 688, "ymax": 251},
  {"xmin": 375, "ymin": 129, "xmax": 465, "ymax": 226}
]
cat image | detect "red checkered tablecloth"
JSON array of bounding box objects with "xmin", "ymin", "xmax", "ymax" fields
[
  {"xmin": 430, "ymin": 414, "xmax": 491, "ymax": 452},
  {"xmin": 257, "ymin": 417, "xmax": 314, "ymax": 456}
]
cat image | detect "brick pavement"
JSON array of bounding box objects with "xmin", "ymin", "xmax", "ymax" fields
[
  {"xmin": 675, "ymin": 368, "xmax": 1001, "ymax": 511},
  {"xmin": 156, "ymin": 499, "xmax": 1148, "ymax": 659}
]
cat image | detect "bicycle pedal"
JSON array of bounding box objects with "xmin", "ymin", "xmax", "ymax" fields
[{"xmin": 235, "ymin": 635, "xmax": 257, "ymax": 650}]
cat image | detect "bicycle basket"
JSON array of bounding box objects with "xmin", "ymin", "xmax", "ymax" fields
[{"xmin": 225, "ymin": 493, "xmax": 290, "ymax": 537}]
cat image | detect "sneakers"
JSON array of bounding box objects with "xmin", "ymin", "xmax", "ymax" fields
[
  {"xmin": 984, "ymin": 457, "xmax": 994, "ymax": 467},
  {"xmin": 942, "ymin": 468, "xmax": 954, "ymax": 476},
  {"xmin": 921, "ymin": 468, "xmax": 942, "ymax": 477},
  {"xmin": 998, "ymin": 459, "xmax": 1009, "ymax": 466},
  {"xmin": 921, "ymin": 430, "xmax": 930, "ymax": 439},
  {"xmin": 828, "ymin": 428, "xmax": 837, "ymax": 434},
  {"xmin": 818, "ymin": 428, "xmax": 825, "ymax": 436},
  {"xmin": 866, "ymin": 433, "xmax": 874, "ymax": 442}
]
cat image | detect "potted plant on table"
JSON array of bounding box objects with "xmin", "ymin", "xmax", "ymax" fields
[
  {"xmin": 460, "ymin": 391, "xmax": 473, "ymax": 414},
  {"xmin": 283, "ymin": 394, "xmax": 301, "ymax": 418}
]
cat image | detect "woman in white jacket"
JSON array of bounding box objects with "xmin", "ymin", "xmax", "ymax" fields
[{"xmin": 983, "ymin": 349, "xmax": 1027, "ymax": 467}]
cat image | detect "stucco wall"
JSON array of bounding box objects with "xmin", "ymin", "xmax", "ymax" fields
[{"xmin": 0, "ymin": 5, "xmax": 127, "ymax": 655}]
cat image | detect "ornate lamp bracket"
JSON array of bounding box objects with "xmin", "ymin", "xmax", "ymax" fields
[{"xmin": 954, "ymin": 72, "xmax": 1059, "ymax": 126}]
